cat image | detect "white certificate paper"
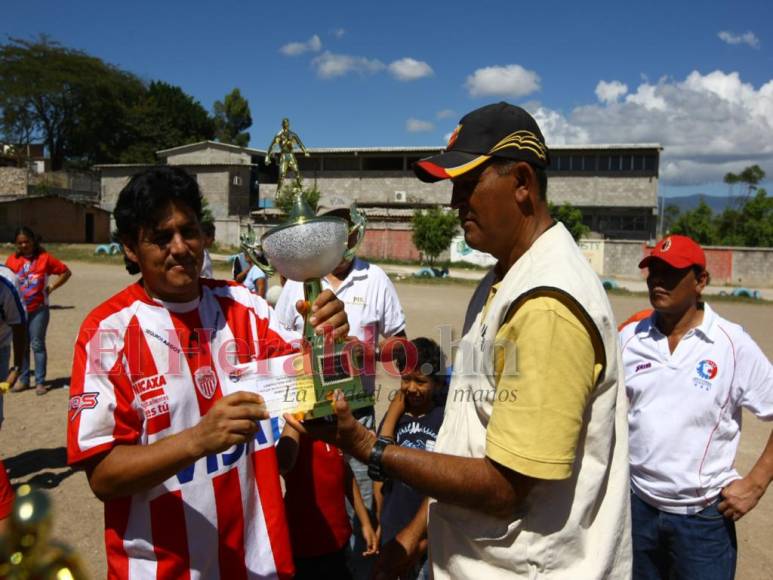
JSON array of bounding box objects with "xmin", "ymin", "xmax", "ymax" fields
[{"xmin": 222, "ymin": 352, "xmax": 317, "ymax": 419}]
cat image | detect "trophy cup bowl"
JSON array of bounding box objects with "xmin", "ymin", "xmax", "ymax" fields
[{"xmin": 261, "ymin": 217, "xmax": 348, "ymax": 282}]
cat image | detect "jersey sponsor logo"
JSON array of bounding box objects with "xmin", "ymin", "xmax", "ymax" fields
[
  {"xmin": 176, "ymin": 426, "xmax": 273, "ymax": 485},
  {"xmin": 69, "ymin": 392, "xmax": 99, "ymax": 420},
  {"xmin": 635, "ymin": 362, "xmax": 652, "ymax": 373},
  {"xmin": 194, "ymin": 366, "xmax": 218, "ymax": 399},
  {"xmin": 696, "ymin": 359, "xmax": 718, "ymax": 380},
  {"xmin": 132, "ymin": 373, "xmax": 168, "ymax": 396},
  {"xmin": 140, "ymin": 393, "xmax": 170, "ymax": 419}
]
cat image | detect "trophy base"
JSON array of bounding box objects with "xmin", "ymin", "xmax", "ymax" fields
[{"xmin": 304, "ymin": 388, "xmax": 373, "ymax": 420}]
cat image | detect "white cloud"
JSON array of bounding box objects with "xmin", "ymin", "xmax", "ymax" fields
[
  {"xmin": 465, "ymin": 64, "xmax": 540, "ymax": 98},
  {"xmin": 595, "ymin": 80, "xmax": 628, "ymax": 104},
  {"xmin": 406, "ymin": 118, "xmax": 435, "ymax": 133},
  {"xmin": 388, "ymin": 58, "xmax": 434, "ymax": 81},
  {"xmin": 331, "ymin": 28, "xmax": 346, "ymax": 39},
  {"xmin": 718, "ymin": 30, "xmax": 760, "ymax": 49},
  {"xmin": 625, "ymin": 83, "xmax": 668, "ymax": 111},
  {"xmin": 311, "ymin": 51, "xmax": 385, "ymax": 78},
  {"xmin": 530, "ymin": 70, "xmax": 773, "ymax": 186},
  {"xmin": 279, "ymin": 35, "xmax": 322, "ymax": 56},
  {"xmin": 436, "ymin": 109, "xmax": 456, "ymax": 119}
]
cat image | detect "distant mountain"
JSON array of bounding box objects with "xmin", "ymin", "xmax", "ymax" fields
[{"xmin": 661, "ymin": 194, "xmax": 744, "ymax": 214}]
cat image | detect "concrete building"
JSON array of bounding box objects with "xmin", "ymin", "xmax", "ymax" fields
[
  {"xmin": 0, "ymin": 195, "xmax": 110, "ymax": 243},
  {"xmin": 96, "ymin": 140, "xmax": 661, "ymax": 249},
  {"xmin": 257, "ymin": 144, "xmax": 661, "ymax": 241}
]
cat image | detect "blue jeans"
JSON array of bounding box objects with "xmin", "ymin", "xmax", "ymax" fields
[
  {"xmin": 345, "ymin": 410, "xmax": 375, "ymax": 579},
  {"xmin": 631, "ymin": 492, "xmax": 737, "ymax": 580},
  {"xmin": 21, "ymin": 306, "xmax": 49, "ymax": 387}
]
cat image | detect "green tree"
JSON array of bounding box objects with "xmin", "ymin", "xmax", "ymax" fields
[
  {"xmin": 662, "ymin": 203, "xmax": 681, "ymax": 235},
  {"xmin": 669, "ymin": 200, "xmax": 718, "ymax": 245},
  {"xmin": 0, "ymin": 36, "xmax": 145, "ymax": 170},
  {"xmin": 213, "ymin": 88, "xmax": 252, "ymax": 147},
  {"xmin": 548, "ymin": 202, "xmax": 589, "ymax": 242},
  {"xmin": 735, "ymin": 189, "xmax": 773, "ymax": 247},
  {"xmin": 275, "ymin": 184, "xmax": 320, "ymax": 216},
  {"xmin": 119, "ymin": 81, "xmax": 215, "ymax": 163},
  {"xmin": 412, "ymin": 207, "xmax": 459, "ymax": 267}
]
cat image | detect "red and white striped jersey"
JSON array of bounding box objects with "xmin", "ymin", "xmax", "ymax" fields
[{"xmin": 67, "ymin": 279, "xmax": 301, "ymax": 579}]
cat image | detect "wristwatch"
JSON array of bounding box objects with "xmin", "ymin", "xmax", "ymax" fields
[{"xmin": 367, "ymin": 436, "xmax": 393, "ymax": 481}]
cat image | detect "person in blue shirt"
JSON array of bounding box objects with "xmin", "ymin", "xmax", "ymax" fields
[{"xmin": 374, "ymin": 337, "xmax": 447, "ymax": 579}]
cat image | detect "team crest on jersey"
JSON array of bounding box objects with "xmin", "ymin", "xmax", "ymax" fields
[
  {"xmin": 696, "ymin": 359, "xmax": 718, "ymax": 380},
  {"xmin": 194, "ymin": 366, "xmax": 219, "ymax": 399},
  {"xmin": 69, "ymin": 392, "xmax": 99, "ymax": 421},
  {"xmin": 693, "ymin": 359, "xmax": 718, "ymax": 391}
]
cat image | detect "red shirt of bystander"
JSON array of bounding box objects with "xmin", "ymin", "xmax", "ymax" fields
[
  {"xmin": 6, "ymin": 252, "xmax": 68, "ymax": 313},
  {"xmin": 283, "ymin": 438, "xmax": 352, "ymax": 558},
  {"xmin": 0, "ymin": 459, "xmax": 14, "ymax": 520}
]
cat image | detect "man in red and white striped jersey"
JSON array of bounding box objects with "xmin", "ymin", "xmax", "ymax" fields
[{"xmin": 67, "ymin": 166, "xmax": 350, "ymax": 579}]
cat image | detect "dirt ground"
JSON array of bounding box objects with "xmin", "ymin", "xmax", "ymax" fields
[{"xmin": 0, "ymin": 259, "xmax": 770, "ymax": 579}]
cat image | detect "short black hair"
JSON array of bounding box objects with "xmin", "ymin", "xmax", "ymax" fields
[
  {"xmin": 114, "ymin": 166, "xmax": 203, "ymax": 274},
  {"xmin": 201, "ymin": 220, "xmax": 216, "ymax": 238},
  {"xmin": 395, "ymin": 337, "xmax": 448, "ymax": 384},
  {"xmin": 492, "ymin": 158, "xmax": 548, "ymax": 201}
]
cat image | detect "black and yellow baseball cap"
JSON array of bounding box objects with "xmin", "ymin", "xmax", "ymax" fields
[{"xmin": 413, "ymin": 102, "xmax": 550, "ymax": 183}]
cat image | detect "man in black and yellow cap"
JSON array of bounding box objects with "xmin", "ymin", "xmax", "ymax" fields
[{"xmin": 287, "ymin": 102, "xmax": 632, "ymax": 579}]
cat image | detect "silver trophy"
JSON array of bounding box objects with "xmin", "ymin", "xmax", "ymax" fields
[{"xmin": 241, "ymin": 119, "xmax": 368, "ymax": 418}]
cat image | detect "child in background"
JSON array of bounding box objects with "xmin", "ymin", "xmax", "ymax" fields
[
  {"xmin": 374, "ymin": 337, "xmax": 447, "ymax": 577},
  {"xmin": 277, "ymin": 423, "xmax": 378, "ymax": 579}
]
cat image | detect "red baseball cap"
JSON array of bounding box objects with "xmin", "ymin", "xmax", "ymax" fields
[{"xmin": 638, "ymin": 235, "xmax": 706, "ymax": 269}]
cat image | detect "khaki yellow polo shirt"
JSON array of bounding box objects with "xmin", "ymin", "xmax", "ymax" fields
[{"xmin": 485, "ymin": 289, "xmax": 604, "ymax": 480}]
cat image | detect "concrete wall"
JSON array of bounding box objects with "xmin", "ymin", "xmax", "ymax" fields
[
  {"xmin": 581, "ymin": 239, "xmax": 773, "ymax": 287},
  {"xmin": 0, "ymin": 168, "xmax": 27, "ymax": 197},
  {"xmin": 549, "ymin": 175, "xmax": 658, "ymax": 207},
  {"xmin": 259, "ymin": 173, "xmax": 658, "ymax": 212},
  {"xmin": 260, "ymin": 172, "xmax": 453, "ymax": 206},
  {"xmin": 0, "ymin": 197, "xmax": 110, "ymax": 243},
  {"xmin": 213, "ymin": 217, "xmax": 243, "ymax": 248},
  {"xmin": 99, "ymin": 165, "xmax": 249, "ymax": 219},
  {"xmin": 360, "ymin": 224, "xmax": 421, "ymax": 261}
]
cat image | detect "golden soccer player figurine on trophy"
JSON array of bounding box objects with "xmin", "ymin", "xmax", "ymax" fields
[{"xmin": 240, "ymin": 118, "xmax": 370, "ymax": 419}]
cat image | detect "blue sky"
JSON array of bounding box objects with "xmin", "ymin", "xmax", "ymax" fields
[{"xmin": 4, "ymin": 0, "xmax": 772, "ymax": 197}]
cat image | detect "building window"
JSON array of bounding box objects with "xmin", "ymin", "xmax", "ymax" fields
[
  {"xmin": 362, "ymin": 157, "xmax": 403, "ymax": 171},
  {"xmin": 633, "ymin": 155, "xmax": 644, "ymax": 171},
  {"xmin": 323, "ymin": 156, "xmax": 359, "ymax": 171},
  {"xmin": 582, "ymin": 155, "xmax": 596, "ymax": 171},
  {"xmin": 621, "ymin": 155, "xmax": 632, "ymax": 171},
  {"xmin": 232, "ymin": 175, "xmax": 242, "ymax": 186},
  {"xmin": 644, "ymin": 155, "xmax": 656, "ymax": 172},
  {"xmin": 298, "ymin": 157, "xmax": 321, "ymax": 171}
]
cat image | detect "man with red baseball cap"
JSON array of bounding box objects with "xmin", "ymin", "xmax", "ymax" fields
[{"xmin": 620, "ymin": 235, "xmax": 773, "ymax": 579}]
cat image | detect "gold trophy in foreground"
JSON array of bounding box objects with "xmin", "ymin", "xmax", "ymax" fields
[
  {"xmin": 240, "ymin": 119, "xmax": 370, "ymax": 419},
  {"xmin": 0, "ymin": 485, "xmax": 88, "ymax": 579}
]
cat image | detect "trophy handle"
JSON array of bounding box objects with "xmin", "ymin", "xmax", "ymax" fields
[
  {"xmin": 343, "ymin": 204, "xmax": 367, "ymax": 262},
  {"xmin": 239, "ymin": 224, "xmax": 276, "ymax": 277}
]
